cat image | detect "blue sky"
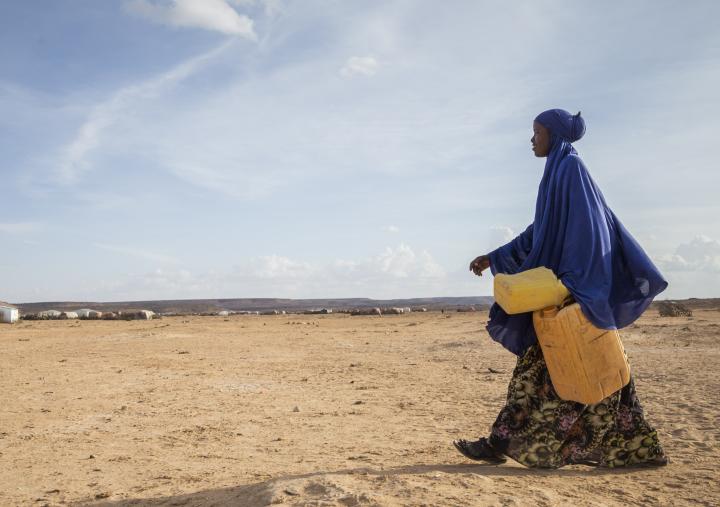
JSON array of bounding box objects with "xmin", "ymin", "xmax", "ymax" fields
[{"xmin": 1, "ymin": 0, "xmax": 719, "ymax": 303}]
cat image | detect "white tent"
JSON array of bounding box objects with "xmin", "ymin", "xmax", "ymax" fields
[
  {"xmin": 38, "ymin": 310, "xmax": 62, "ymax": 319},
  {"xmin": 0, "ymin": 302, "xmax": 19, "ymax": 324},
  {"xmin": 76, "ymin": 309, "xmax": 102, "ymax": 319},
  {"xmin": 120, "ymin": 310, "xmax": 155, "ymax": 320},
  {"xmin": 138, "ymin": 310, "xmax": 155, "ymax": 320}
]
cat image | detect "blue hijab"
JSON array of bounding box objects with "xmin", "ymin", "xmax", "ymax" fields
[{"xmin": 486, "ymin": 109, "xmax": 667, "ymax": 355}]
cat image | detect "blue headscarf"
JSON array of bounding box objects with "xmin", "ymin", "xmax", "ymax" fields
[
  {"xmin": 486, "ymin": 109, "xmax": 667, "ymax": 355},
  {"xmin": 535, "ymin": 108, "xmax": 586, "ymax": 143}
]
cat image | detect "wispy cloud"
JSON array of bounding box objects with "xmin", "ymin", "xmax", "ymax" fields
[
  {"xmin": 382, "ymin": 225, "xmax": 400, "ymax": 233},
  {"xmin": 51, "ymin": 3, "xmax": 540, "ymax": 201},
  {"xmin": 0, "ymin": 222, "xmax": 42, "ymax": 234},
  {"xmin": 126, "ymin": 0, "xmax": 256, "ymax": 38},
  {"xmin": 258, "ymin": 0, "xmax": 284, "ymax": 17},
  {"xmin": 340, "ymin": 56, "xmax": 379, "ymax": 78},
  {"xmin": 94, "ymin": 243, "xmax": 181, "ymax": 264},
  {"xmin": 56, "ymin": 40, "xmax": 233, "ymax": 184}
]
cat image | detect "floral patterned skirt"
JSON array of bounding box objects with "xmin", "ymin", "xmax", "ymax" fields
[{"xmin": 488, "ymin": 345, "xmax": 666, "ymax": 468}]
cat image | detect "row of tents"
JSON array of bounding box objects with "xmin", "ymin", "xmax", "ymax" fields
[
  {"xmin": 163, "ymin": 307, "xmax": 428, "ymax": 317},
  {"xmin": 23, "ymin": 309, "xmax": 157, "ymax": 321},
  {"xmin": 0, "ymin": 303, "xmax": 434, "ymax": 324}
]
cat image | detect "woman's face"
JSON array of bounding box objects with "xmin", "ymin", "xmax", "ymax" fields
[{"xmin": 531, "ymin": 121, "xmax": 551, "ymax": 157}]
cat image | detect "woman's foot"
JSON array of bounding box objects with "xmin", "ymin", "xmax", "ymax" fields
[{"xmin": 453, "ymin": 437, "xmax": 506, "ymax": 464}]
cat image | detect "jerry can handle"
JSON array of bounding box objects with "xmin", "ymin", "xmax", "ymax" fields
[{"xmin": 540, "ymin": 306, "xmax": 558, "ymax": 318}]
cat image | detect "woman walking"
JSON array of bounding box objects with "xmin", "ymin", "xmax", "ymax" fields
[{"xmin": 454, "ymin": 109, "xmax": 668, "ymax": 468}]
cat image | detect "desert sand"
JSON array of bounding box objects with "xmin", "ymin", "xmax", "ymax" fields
[{"xmin": 1, "ymin": 310, "xmax": 718, "ymax": 506}]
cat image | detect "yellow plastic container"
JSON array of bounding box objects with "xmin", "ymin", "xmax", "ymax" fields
[
  {"xmin": 494, "ymin": 267, "xmax": 570, "ymax": 314},
  {"xmin": 533, "ymin": 303, "xmax": 630, "ymax": 405}
]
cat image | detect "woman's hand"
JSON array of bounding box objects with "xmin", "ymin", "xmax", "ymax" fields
[{"xmin": 469, "ymin": 254, "xmax": 491, "ymax": 276}]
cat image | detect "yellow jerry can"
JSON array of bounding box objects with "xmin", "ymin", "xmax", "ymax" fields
[
  {"xmin": 493, "ymin": 267, "xmax": 570, "ymax": 314},
  {"xmin": 533, "ymin": 303, "xmax": 630, "ymax": 405}
]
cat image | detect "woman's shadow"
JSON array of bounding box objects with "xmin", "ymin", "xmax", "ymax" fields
[{"xmin": 76, "ymin": 462, "xmax": 644, "ymax": 507}]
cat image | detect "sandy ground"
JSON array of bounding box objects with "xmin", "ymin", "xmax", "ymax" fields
[{"xmin": 1, "ymin": 310, "xmax": 718, "ymax": 506}]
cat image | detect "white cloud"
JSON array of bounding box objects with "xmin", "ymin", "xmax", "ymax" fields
[
  {"xmin": 94, "ymin": 243, "xmax": 181, "ymax": 265},
  {"xmin": 230, "ymin": 254, "xmax": 316, "ymax": 280},
  {"xmin": 0, "ymin": 222, "xmax": 42, "ymax": 234},
  {"xmin": 653, "ymin": 236, "xmax": 720, "ymax": 299},
  {"xmin": 657, "ymin": 236, "xmax": 720, "ymax": 273},
  {"xmin": 340, "ymin": 56, "xmax": 379, "ymax": 78},
  {"xmin": 383, "ymin": 225, "xmax": 400, "ymax": 233},
  {"xmin": 74, "ymin": 244, "xmax": 446, "ymax": 300},
  {"xmin": 372, "ymin": 243, "xmax": 444, "ymax": 278},
  {"xmin": 489, "ymin": 226, "xmax": 515, "ymax": 244},
  {"xmin": 242, "ymin": 244, "xmax": 445, "ymax": 283},
  {"xmin": 126, "ymin": 0, "xmax": 256, "ymax": 38},
  {"xmin": 328, "ymin": 244, "xmax": 444, "ymax": 281}
]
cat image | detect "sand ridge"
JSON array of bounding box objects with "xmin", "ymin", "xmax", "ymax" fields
[{"xmin": 1, "ymin": 311, "xmax": 718, "ymax": 506}]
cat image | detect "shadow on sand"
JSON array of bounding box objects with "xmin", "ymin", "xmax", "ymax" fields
[{"xmin": 76, "ymin": 462, "xmax": 649, "ymax": 506}]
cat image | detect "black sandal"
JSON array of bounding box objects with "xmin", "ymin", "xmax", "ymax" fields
[{"xmin": 453, "ymin": 438, "xmax": 506, "ymax": 464}]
